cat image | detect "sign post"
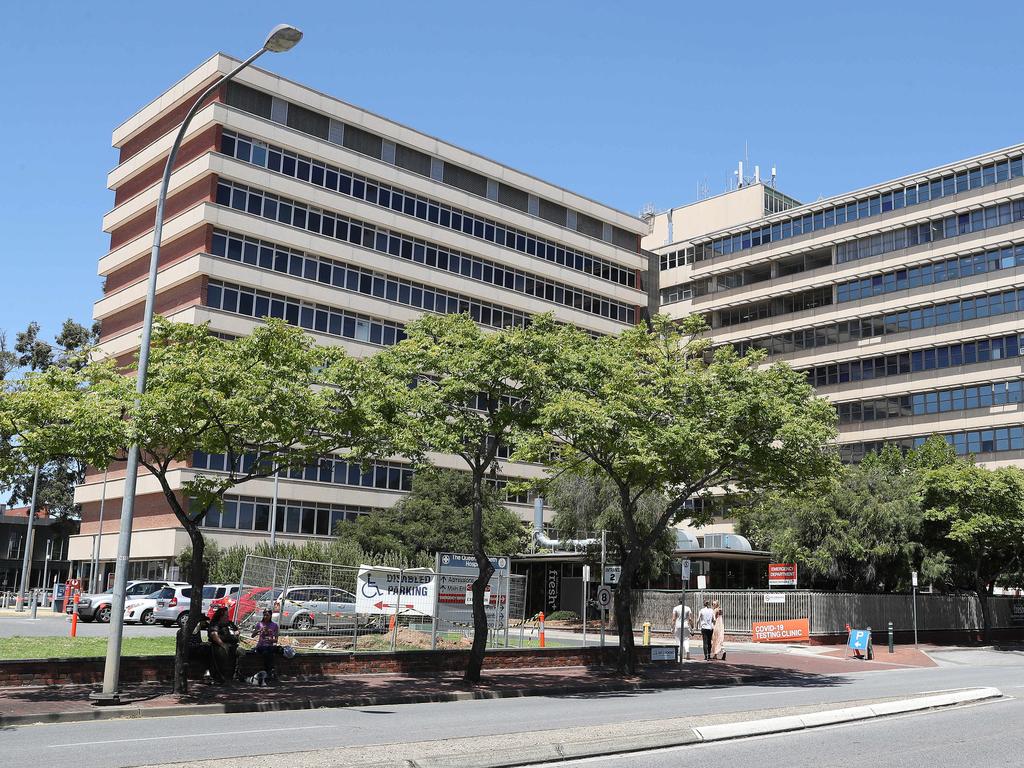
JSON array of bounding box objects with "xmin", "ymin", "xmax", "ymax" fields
[
  {"xmin": 679, "ymin": 559, "xmax": 691, "ymax": 664},
  {"xmin": 911, "ymin": 570, "xmax": 919, "ymax": 649},
  {"xmin": 600, "ymin": 531, "xmax": 606, "ymax": 648},
  {"xmin": 581, "ymin": 565, "xmax": 590, "ymax": 647}
]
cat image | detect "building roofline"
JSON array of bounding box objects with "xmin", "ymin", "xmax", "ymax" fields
[
  {"xmin": 112, "ymin": 53, "xmax": 646, "ymax": 231},
  {"xmin": 654, "ymin": 140, "xmax": 1024, "ymax": 251}
]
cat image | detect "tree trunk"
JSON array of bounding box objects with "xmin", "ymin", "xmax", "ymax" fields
[
  {"xmin": 174, "ymin": 523, "xmax": 206, "ymax": 694},
  {"xmin": 976, "ymin": 574, "xmax": 992, "ymax": 645},
  {"xmin": 464, "ymin": 468, "xmax": 494, "ymax": 684},
  {"xmin": 613, "ymin": 551, "xmax": 641, "ymax": 675}
]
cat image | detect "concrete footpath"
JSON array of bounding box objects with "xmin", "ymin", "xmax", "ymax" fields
[{"xmin": 0, "ymin": 646, "xmax": 937, "ymax": 726}]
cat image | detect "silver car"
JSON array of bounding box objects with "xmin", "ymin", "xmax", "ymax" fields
[
  {"xmin": 273, "ymin": 585, "xmax": 356, "ymax": 631},
  {"xmin": 153, "ymin": 583, "xmax": 240, "ymax": 627}
]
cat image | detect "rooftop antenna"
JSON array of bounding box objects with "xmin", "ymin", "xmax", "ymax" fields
[
  {"xmin": 639, "ymin": 203, "xmax": 656, "ymax": 233},
  {"xmin": 770, "ymin": 165, "xmax": 777, "ymax": 188}
]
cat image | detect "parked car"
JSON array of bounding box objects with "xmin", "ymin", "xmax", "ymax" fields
[
  {"xmin": 68, "ymin": 580, "xmax": 177, "ymax": 623},
  {"xmin": 208, "ymin": 586, "xmax": 281, "ymax": 624},
  {"xmin": 154, "ymin": 583, "xmax": 240, "ymax": 627},
  {"xmin": 272, "ymin": 585, "xmax": 356, "ymax": 631},
  {"xmin": 124, "ymin": 585, "xmax": 188, "ymax": 625}
]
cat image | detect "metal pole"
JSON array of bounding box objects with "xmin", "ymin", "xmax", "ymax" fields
[
  {"xmin": 42, "ymin": 538, "xmax": 52, "ymax": 604},
  {"xmin": 600, "ymin": 530, "xmax": 606, "ymax": 648},
  {"xmin": 94, "ymin": 45, "xmax": 279, "ymax": 705},
  {"xmin": 390, "ymin": 568, "xmax": 403, "ymax": 651},
  {"xmin": 16, "ymin": 465, "xmax": 41, "ymax": 611},
  {"xmin": 503, "ymin": 573, "xmax": 511, "ymax": 648},
  {"xmin": 90, "ymin": 468, "xmax": 109, "ymax": 594},
  {"xmin": 912, "ymin": 585, "xmax": 919, "ymax": 649},
  {"xmin": 269, "ymin": 467, "xmax": 280, "ymax": 548},
  {"xmin": 581, "ymin": 575, "xmax": 588, "ymax": 648},
  {"xmin": 679, "ymin": 559, "xmax": 688, "ymax": 664},
  {"xmin": 430, "ymin": 552, "xmax": 439, "ymax": 650}
]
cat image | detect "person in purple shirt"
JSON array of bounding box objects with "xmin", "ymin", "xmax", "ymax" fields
[{"xmin": 252, "ymin": 608, "xmax": 280, "ymax": 680}]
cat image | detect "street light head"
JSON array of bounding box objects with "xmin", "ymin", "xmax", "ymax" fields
[{"xmin": 264, "ymin": 24, "xmax": 303, "ymax": 53}]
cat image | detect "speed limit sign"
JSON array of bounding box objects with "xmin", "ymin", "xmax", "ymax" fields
[{"xmin": 596, "ymin": 584, "xmax": 613, "ymax": 609}]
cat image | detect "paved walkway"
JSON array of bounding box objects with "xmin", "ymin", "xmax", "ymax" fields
[{"xmin": 0, "ymin": 646, "xmax": 937, "ymax": 724}]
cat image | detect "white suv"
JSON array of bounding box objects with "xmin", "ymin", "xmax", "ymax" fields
[{"xmin": 153, "ymin": 583, "xmax": 239, "ymax": 627}]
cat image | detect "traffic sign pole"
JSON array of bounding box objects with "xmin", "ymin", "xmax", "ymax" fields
[
  {"xmin": 600, "ymin": 531, "xmax": 606, "ymax": 648},
  {"xmin": 911, "ymin": 570, "xmax": 919, "ymax": 649}
]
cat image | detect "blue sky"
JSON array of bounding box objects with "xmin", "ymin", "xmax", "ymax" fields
[{"xmin": 3, "ymin": 0, "xmax": 1023, "ymax": 346}]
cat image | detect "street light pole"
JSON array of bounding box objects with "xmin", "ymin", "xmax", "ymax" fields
[
  {"xmin": 15, "ymin": 465, "xmax": 41, "ymax": 611},
  {"xmin": 92, "ymin": 25, "xmax": 303, "ymax": 705},
  {"xmin": 90, "ymin": 467, "xmax": 109, "ymax": 594}
]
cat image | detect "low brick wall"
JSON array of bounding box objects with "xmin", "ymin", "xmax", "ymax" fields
[{"xmin": 0, "ymin": 645, "xmax": 646, "ymax": 687}]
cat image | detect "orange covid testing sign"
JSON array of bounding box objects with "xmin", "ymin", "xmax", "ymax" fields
[{"xmin": 751, "ymin": 618, "xmax": 809, "ymax": 642}]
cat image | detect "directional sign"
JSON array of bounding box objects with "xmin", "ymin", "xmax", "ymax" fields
[
  {"xmin": 596, "ymin": 584, "xmax": 613, "ymax": 609},
  {"xmin": 603, "ymin": 566, "xmax": 621, "ymax": 585},
  {"xmin": 356, "ymin": 565, "xmax": 436, "ymax": 616},
  {"xmin": 464, "ymin": 586, "xmax": 492, "ymax": 605},
  {"xmin": 680, "ymin": 559, "xmax": 691, "ymax": 580},
  {"xmin": 437, "ymin": 552, "xmax": 510, "ymax": 629}
]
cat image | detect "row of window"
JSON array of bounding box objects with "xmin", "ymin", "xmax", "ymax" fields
[
  {"xmin": 837, "ymin": 241, "xmax": 1024, "ymax": 303},
  {"xmin": 215, "ymin": 181, "xmax": 637, "ymax": 324},
  {"xmin": 839, "ymin": 425, "xmax": 1024, "ymax": 463},
  {"xmin": 198, "ymin": 494, "xmax": 369, "ymax": 537},
  {"xmin": 210, "ymin": 230, "xmax": 532, "ymax": 332},
  {"xmin": 836, "ymin": 198, "xmax": 1024, "ymax": 264},
  {"xmin": 835, "ymin": 379, "xmax": 1024, "ymax": 424},
  {"xmin": 223, "ymin": 82, "xmax": 640, "ymax": 254},
  {"xmin": 658, "ymin": 154, "xmax": 1024, "ymax": 269},
  {"xmin": 735, "ymin": 286, "xmax": 1024, "ymax": 357},
  {"xmin": 191, "ymin": 450, "xmax": 529, "ymax": 504},
  {"xmin": 716, "ymin": 287, "xmax": 832, "ymax": 329},
  {"xmin": 802, "ymin": 333, "xmax": 1023, "ymax": 388},
  {"xmin": 221, "ymin": 130, "xmax": 637, "ymax": 289},
  {"xmin": 206, "ymin": 279, "xmax": 407, "ymax": 347}
]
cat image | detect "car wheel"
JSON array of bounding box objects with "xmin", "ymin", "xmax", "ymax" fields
[
  {"xmin": 140, "ymin": 609, "xmax": 156, "ymax": 626},
  {"xmin": 176, "ymin": 612, "xmax": 189, "ymax": 628},
  {"xmin": 293, "ymin": 615, "xmax": 314, "ymax": 631},
  {"xmin": 96, "ymin": 605, "xmax": 112, "ymax": 623}
]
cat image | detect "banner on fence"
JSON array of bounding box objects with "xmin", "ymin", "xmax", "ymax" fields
[
  {"xmin": 751, "ymin": 618, "xmax": 809, "ymax": 642},
  {"xmin": 1010, "ymin": 600, "xmax": 1024, "ymax": 625},
  {"xmin": 768, "ymin": 563, "xmax": 798, "ymax": 587},
  {"xmin": 356, "ymin": 566, "xmax": 436, "ymax": 616}
]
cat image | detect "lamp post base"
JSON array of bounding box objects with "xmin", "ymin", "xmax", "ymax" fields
[{"xmin": 89, "ymin": 691, "xmax": 135, "ymax": 706}]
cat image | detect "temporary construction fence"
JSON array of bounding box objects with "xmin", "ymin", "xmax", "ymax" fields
[
  {"xmin": 633, "ymin": 589, "xmax": 1024, "ymax": 636},
  {"xmin": 236, "ymin": 553, "xmax": 527, "ymax": 653}
]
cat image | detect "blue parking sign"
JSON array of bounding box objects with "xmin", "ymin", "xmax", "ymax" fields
[{"xmin": 848, "ymin": 629, "xmax": 870, "ymax": 651}]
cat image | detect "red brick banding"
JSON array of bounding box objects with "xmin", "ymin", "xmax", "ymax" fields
[
  {"xmin": 119, "ymin": 87, "xmax": 223, "ymax": 163},
  {"xmin": 109, "ymin": 176, "xmax": 217, "ymax": 250},
  {"xmin": 114, "ymin": 125, "xmax": 222, "ymax": 206},
  {"xmin": 103, "ymin": 226, "xmax": 212, "ymax": 295},
  {"xmin": 99, "ymin": 274, "xmax": 206, "ymax": 340}
]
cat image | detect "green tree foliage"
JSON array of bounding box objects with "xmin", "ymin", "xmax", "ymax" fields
[
  {"xmin": 519, "ymin": 315, "xmax": 837, "ymax": 673},
  {"xmin": 14, "ymin": 322, "xmax": 54, "ymax": 372},
  {"xmin": 543, "ymin": 474, "xmax": 676, "ymax": 583},
  {"xmin": 0, "ymin": 332, "xmax": 16, "ymax": 381},
  {"xmin": 368, "ymin": 313, "xmax": 557, "ymax": 683},
  {"xmin": 2, "ymin": 319, "xmax": 369, "ymax": 693},
  {"xmin": 920, "ymin": 460, "xmax": 1024, "ymax": 642},
  {"xmin": 343, "ymin": 468, "xmax": 528, "ymax": 561}
]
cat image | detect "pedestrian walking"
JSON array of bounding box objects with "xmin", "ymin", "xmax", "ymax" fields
[
  {"xmin": 697, "ymin": 600, "xmax": 716, "ymax": 661},
  {"xmin": 710, "ymin": 600, "xmax": 727, "ymax": 661},
  {"xmin": 670, "ymin": 601, "xmax": 693, "ymax": 660}
]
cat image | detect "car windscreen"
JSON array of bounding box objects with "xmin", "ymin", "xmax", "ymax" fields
[
  {"xmin": 203, "ymin": 586, "xmax": 220, "ymax": 598},
  {"xmin": 156, "ymin": 587, "xmax": 175, "ymax": 599}
]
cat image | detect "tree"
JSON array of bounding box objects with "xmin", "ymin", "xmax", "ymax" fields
[
  {"xmin": 920, "ymin": 460, "xmax": 1024, "ymax": 643},
  {"xmin": 54, "ymin": 319, "xmax": 101, "ymax": 371},
  {"xmin": 368, "ymin": 313, "xmax": 557, "ymax": 683},
  {"xmin": 14, "ymin": 322, "xmax": 54, "ymax": 372},
  {"xmin": 519, "ymin": 316, "xmax": 837, "ymax": 673},
  {"xmin": 543, "ymin": 473, "xmax": 676, "ymax": 584},
  {"xmin": 3, "ymin": 318, "xmax": 370, "ymax": 692},
  {"xmin": 344, "ymin": 468, "xmax": 528, "ymax": 561},
  {"xmin": 0, "ymin": 332, "xmax": 16, "ymax": 381}
]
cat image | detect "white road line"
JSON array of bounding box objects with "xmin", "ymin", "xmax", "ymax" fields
[{"xmin": 48, "ymin": 724, "xmax": 331, "ymax": 748}]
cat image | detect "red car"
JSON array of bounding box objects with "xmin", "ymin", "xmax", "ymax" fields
[{"xmin": 208, "ymin": 586, "xmax": 281, "ymax": 623}]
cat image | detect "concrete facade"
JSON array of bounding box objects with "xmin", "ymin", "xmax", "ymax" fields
[
  {"xmin": 70, "ymin": 54, "xmax": 649, "ymax": 580},
  {"xmin": 648, "ymin": 145, "xmax": 1024, "ymax": 537}
]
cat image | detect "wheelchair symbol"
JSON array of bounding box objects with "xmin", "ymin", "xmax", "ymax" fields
[{"xmin": 361, "ymin": 577, "xmax": 383, "ymax": 599}]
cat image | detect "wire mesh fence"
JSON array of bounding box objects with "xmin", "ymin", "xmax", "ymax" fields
[{"xmin": 237, "ymin": 553, "xmax": 530, "ymax": 653}]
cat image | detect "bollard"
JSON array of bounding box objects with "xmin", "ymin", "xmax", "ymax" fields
[
  {"xmin": 538, "ymin": 612, "xmax": 545, "ymax": 648},
  {"xmin": 643, "ymin": 621, "xmax": 651, "ymax": 646},
  {"xmin": 888, "ymin": 621, "xmax": 894, "ymax": 654},
  {"xmin": 70, "ymin": 593, "xmax": 79, "ymax": 638},
  {"xmin": 31, "ymin": 593, "xmax": 38, "ymax": 620}
]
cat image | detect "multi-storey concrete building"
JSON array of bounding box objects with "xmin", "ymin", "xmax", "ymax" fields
[
  {"xmin": 69, "ymin": 54, "xmax": 649, "ymax": 584},
  {"xmin": 649, "ymin": 145, "xmax": 1024, "ymax": 539}
]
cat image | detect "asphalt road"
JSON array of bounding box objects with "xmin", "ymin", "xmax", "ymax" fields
[
  {"xmin": 558, "ymin": 693, "xmax": 1020, "ymax": 767},
  {"xmin": 3, "ymin": 648, "xmax": 1023, "ymax": 768},
  {"xmin": 0, "ymin": 614, "xmax": 172, "ymax": 638}
]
